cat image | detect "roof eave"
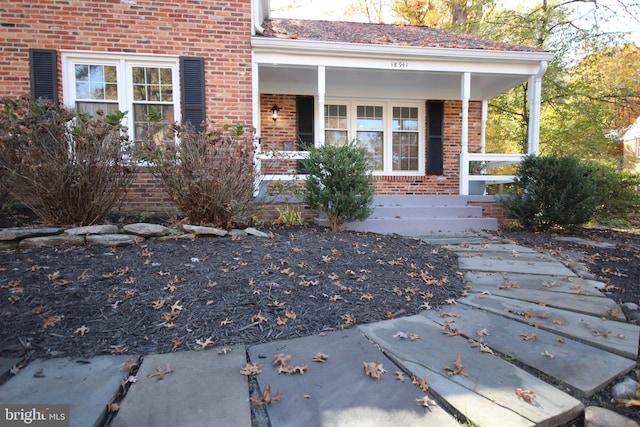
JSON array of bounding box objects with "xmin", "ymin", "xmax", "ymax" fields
[{"xmin": 251, "ymin": 37, "xmax": 555, "ymax": 64}]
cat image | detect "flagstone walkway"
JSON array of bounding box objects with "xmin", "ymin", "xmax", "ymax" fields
[{"xmin": 0, "ymin": 232, "xmax": 637, "ymax": 426}]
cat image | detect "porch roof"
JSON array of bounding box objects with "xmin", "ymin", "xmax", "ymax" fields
[
  {"xmin": 252, "ymin": 19, "xmax": 554, "ymax": 101},
  {"xmin": 261, "ymin": 18, "xmax": 541, "ymax": 53}
]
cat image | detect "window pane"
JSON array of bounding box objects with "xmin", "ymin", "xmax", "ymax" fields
[
  {"xmin": 76, "ymin": 101, "xmax": 119, "ymax": 116},
  {"xmin": 357, "ymin": 105, "xmax": 383, "ymax": 131},
  {"xmin": 133, "ymin": 103, "xmax": 174, "ymax": 143},
  {"xmin": 392, "ymin": 132, "xmax": 418, "ymax": 171},
  {"xmin": 133, "ymin": 85, "xmax": 146, "ymax": 101},
  {"xmin": 75, "ymin": 64, "xmax": 89, "ymax": 82},
  {"xmin": 325, "ymin": 130, "xmax": 348, "ymax": 146},
  {"xmin": 357, "ymin": 131, "xmax": 383, "ymax": 170},
  {"xmin": 147, "ymin": 67, "xmax": 160, "ymax": 84},
  {"xmin": 75, "ymin": 64, "xmax": 118, "ymax": 101}
]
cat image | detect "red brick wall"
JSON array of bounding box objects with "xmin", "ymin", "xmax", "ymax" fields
[
  {"xmin": 119, "ymin": 173, "xmax": 178, "ymax": 216},
  {"xmin": 1, "ymin": 0, "xmax": 253, "ymax": 214},
  {"xmin": 0, "ymin": 0, "xmax": 253, "ymax": 124}
]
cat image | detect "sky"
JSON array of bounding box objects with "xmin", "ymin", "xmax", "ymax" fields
[{"xmin": 269, "ymin": 0, "xmax": 640, "ymax": 45}]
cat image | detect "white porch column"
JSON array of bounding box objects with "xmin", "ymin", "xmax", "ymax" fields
[
  {"xmin": 317, "ymin": 65, "xmax": 325, "ymax": 147},
  {"xmin": 252, "ymin": 55, "xmax": 262, "ymax": 196},
  {"xmin": 460, "ymin": 72, "xmax": 471, "ymax": 195},
  {"xmin": 527, "ymin": 61, "xmax": 547, "ymax": 155},
  {"xmin": 481, "ymin": 99, "xmax": 488, "ymax": 154}
]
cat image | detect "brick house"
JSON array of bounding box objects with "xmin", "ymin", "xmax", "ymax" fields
[{"xmin": 0, "ymin": 0, "xmax": 553, "ymax": 231}]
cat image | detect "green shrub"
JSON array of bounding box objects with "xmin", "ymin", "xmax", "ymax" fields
[
  {"xmin": 501, "ymin": 154, "xmax": 597, "ymax": 230},
  {"xmin": 138, "ymin": 121, "xmax": 257, "ymax": 227},
  {"xmin": 301, "ymin": 141, "xmax": 374, "ymax": 231},
  {"xmin": 585, "ymin": 162, "xmax": 640, "ymax": 222},
  {"xmin": 0, "ymin": 97, "xmax": 132, "ymax": 225}
]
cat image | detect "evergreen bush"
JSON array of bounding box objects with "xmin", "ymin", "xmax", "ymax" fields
[
  {"xmin": 585, "ymin": 162, "xmax": 640, "ymax": 222},
  {"xmin": 502, "ymin": 154, "xmax": 597, "ymax": 230},
  {"xmin": 301, "ymin": 141, "xmax": 374, "ymax": 231}
]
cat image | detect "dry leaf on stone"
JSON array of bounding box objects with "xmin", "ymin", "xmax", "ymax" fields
[
  {"xmin": 273, "ymin": 353, "xmax": 292, "ymax": 366},
  {"xmin": 395, "ymin": 371, "xmax": 408, "ymax": 382},
  {"xmin": 412, "ymin": 374, "xmax": 430, "ymax": 392},
  {"xmin": 147, "ymin": 363, "xmax": 173, "ymax": 381},
  {"xmin": 312, "ymin": 353, "xmax": 329, "ymax": 362},
  {"xmin": 515, "ymin": 388, "xmax": 537, "ymax": 404},
  {"xmin": 416, "ymin": 395, "xmax": 437, "ymax": 408},
  {"xmin": 476, "ymin": 328, "xmax": 490, "ymax": 336},
  {"xmin": 519, "ymin": 332, "xmax": 538, "ymax": 341},
  {"xmin": 363, "ymin": 361, "xmax": 386, "ymax": 380},
  {"xmin": 240, "ymin": 363, "xmax": 263, "ymax": 376},
  {"xmin": 541, "ymin": 350, "xmax": 555, "ymax": 359},
  {"xmin": 119, "ymin": 357, "xmax": 138, "ymax": 371},
  {"xmin": 107, "ymin": 398, "xmax": 120, "ymax": 413},
  {"xmin": 444, "ymin": 353, "xmax": 468, "ymax": 377}
]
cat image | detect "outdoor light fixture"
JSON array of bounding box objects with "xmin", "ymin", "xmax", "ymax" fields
[{"xmin": 271, "ymin": 104, "xmax": 280, "ymax": 123}]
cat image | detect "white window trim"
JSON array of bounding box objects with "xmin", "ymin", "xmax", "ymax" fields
[
  {"xmin": 325, "ymin": 98, "xmax": 425, "ymax": 176},
  {"xmin": 61, "ymin": 51, "xmax": 181, "ymax": 138}
]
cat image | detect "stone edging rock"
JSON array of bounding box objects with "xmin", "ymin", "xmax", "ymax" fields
[{"xmin": 0, "ymin": 223, "xmax": 272, "ymax": 250}]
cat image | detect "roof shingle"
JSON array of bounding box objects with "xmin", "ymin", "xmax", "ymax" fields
[{"xmin": 260, "ymin": 18, "xmax": 543, "ymax": 53}]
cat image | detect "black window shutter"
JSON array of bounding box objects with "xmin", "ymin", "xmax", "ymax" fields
[
  {"xmin": 426, "ymin": 101, "xmax": 444, "ymax": 175},
  {"xmin": 29, "ymin": 49, "xmax": 58, "ymax": 103},
  {"xmin": 180, "ymin": 56, "xmax": 205, "ymax": 131}
]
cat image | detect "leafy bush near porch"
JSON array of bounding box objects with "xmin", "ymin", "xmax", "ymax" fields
[
  {"xmin": 585, "ymin": 161, "xmax": 640, "ymax": 223},
  {"xmin": 0, "ymin": 97, "xmax": 133, "ymax": 225},
  {"xmin": 138, "ymin": 121, "xmax": 257, "ymax": 227},
  {"xmin": 502, "ymin": 154, "xmax": 597, "ymax": 230},
  {"xmin": 301, "ymin": 141, "xmax": 374, "ymax": 232}
]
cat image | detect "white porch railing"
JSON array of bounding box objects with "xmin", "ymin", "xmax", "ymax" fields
[{"xmin": 460, "ymin": 152, "xmax": 525, "ymax": 195}]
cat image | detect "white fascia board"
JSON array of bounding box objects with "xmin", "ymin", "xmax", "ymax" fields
[{"xmin": 252, "ymin": 37, "xmax": 554, "ymax": 75}]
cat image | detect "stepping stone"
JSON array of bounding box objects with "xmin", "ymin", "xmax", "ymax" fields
[
  {"xmin": 0, "ymin": 227, "xmax": 63, "ymax": 241},
  {"xmin": 463, "ymin": 286, "xmax": 625, "ymax": 322},
  {"xmin": 86, "ymin": 234, "xmax": 144, "ymax": 247},
  {"xmin": 456, "ymin": 250, "xmax": 556, "ymax": 263},
  {"xmin": 419, "ymin": 236, "xmax": 500, "ymax": 246},
  {"xmin": 457, "ymin": 256, "xmax": 576, "ymax": 276},
  {"xmin": 248, "ymin": 329, "xmax": 459, "ymax": 427},
  {"xmin": 122, "ymin": 223, "xmax": 170, "ymax": 238},
  {"xmin": 18, "ymin": 235, "xmax": 85, "ymax": 249},
  {"xmin": 182, "ymin": 224, "xmax": 228, "ymax": 236},
  {"xmin": 459, "ymin": 295, "xmax": 640, "ymax": 359},
  {"xmin": 584, "ymin": 406, "xmax": 640, "ymax": 427},
  {"xmin": 111, "ymin": 347, "xmax": 250, "ymax": 427},
  {"xmin": 422, "ymin": 305, "xmax": 636, "ymax": 397},
  {"xmin": 464, "ymin": 272, "xmax": 604, "ymax": 297},
  {"xmin": 66, "ymin": 225, "xmax": 119, "ymax": 235},
  {"xmin": 0, "ymin": 355, "xmax": 130, "ymax": 427},
  {"xmin": 442, "ymin": 243, "xmax": 538, "ymax": 253},
  {"xmin": 360, "ymin": 316, "xmax": 584, "ymax": 427}
]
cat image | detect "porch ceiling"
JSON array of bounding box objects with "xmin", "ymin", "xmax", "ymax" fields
[{"xmin": 258, "ymin": 64, "xmax": 527, "ymax": 100}]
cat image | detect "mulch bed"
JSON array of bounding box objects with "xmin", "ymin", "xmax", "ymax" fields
[
  {"xmin": 2, "ymin": 206, "xmax": 640, "ymax": 423},
  {"xmin": 0, "ymin": 224, "xmax": 463, "ymax": 360}
]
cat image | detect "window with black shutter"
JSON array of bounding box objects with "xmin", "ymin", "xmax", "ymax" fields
[
  {"xmin": 426, "ymin": 101, "xmax": 444, "ymax": 175},
  {"xmin": 29, "ymin": 49, "xmax": 58, "ymax": 102},
  {"xmin": 180, "ymin": 56, "xmax": 205, "ymax": 131}
]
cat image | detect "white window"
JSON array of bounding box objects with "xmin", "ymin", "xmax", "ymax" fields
[
  {"xmin": 62, "ymin": 52, "xmax": 180, "ymax": 144},
  {"xmin": 324, "ymin": 100, "xmax": 424, "ymax": 175}
]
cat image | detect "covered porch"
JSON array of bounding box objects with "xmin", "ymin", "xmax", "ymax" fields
[{"xmin": 251, "ymin": 35, "xmax": 551, "ymax": 196}]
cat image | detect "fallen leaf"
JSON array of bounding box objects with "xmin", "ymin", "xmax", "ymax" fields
[
  {"xmin": 476, "ymin": 328, "xmax": 490, "ymax": 336},
  {"xmin": 408, "ymin": 333, "xmax": 421, "ymax": 341},
  {"xmin": 195, "ymin": 336, "xmax": 216, "ymax": 349},
  {"xmin": 147, "ymin": 363, "xmax": 173, "ymax": 381},
  {"xmin": 285, "ymin": 309, "xmax": 297, "ymax": 320},
  {"xmin": 312, "ymin": 353, "xmax": 329, "ymax": 362},
  {"xmin": 273, "ymin": 354, "xmax": 292, "ymax": 366},
  {"xmin": 444, "ymin": 353, "xmax": 468, "ymax": 377},
  {"xmin": 363, "ymin": 361, "xmax": 386, "ymax": 380},
  {"xmin": 170, "ymin": 337, "xmax": 182, "ymax": 352},
  {"xmin": 360, "ymin": 293, "xmax": 373, "ymax": 301},
  {"xmin": 42, "ymin": 314, "xmax": 64, "ymax": 330},
  {"xmin": 340, "ymin": 313, "xmax": 356, "ymax": 325},
  {"xmin": 439, "ymin": 312, "xmax": 460, "ymax": 318},
  {"xmin": 252, "ymin": 310, "xmax": 267, "ymax": 323},
  {"xmin": 151, "ymin": 298, "xmax": 165, "ymax": 310},
  {"xmin": 217, "ymin": 347, "xmax": 232, "ymax": 355},
  {"xmin": 395, "ymin": 371, "xmax": 408, "ymax": 382},
  {"xmin": 443, "ymin": 323, "xmax": 464, "ymax": 337},
  {"xmin": 541, "ymin": 350, "xmax": 555, "ymax": 359},
  {"xmin": 107, "ymin": 398, "xmax": 120, "ymax": 413},
  {"xmin": 519, "ymin": 332, "xmax": 538, "ymax": 341},
  {"xmin": 74, "ymin": 325, "xmax": 90, "ymax": 336},
  {"xmin": 393, "ymin": 331, "xmax": 409, "ymax": 339},
  {"xmin": 412, "ymin": 374, "xmax": 430, "ymax": 392},
  {"xmin": 515, "ymin": 388, "xmax": 536, "ymax": 404},
  {"xmin": 240, "ymin": 363, "xmax": 263, "ymax": 376},
  {"xmin": 416, "ymin": 395, "xmax": 437, "ymax": 408},
  {"xmin": 119, "ymin": 357, "xmax": 138, "ymax": 371}
]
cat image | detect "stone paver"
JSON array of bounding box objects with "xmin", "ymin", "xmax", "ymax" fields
[
  {"xmin": 464, "ymin": 271, "xmax": 605, "ymax": 296},
  {"xmin": 421, "ymin": 305, "xmax": 636, "ymax": 396},
  {"xmin": 457, "ymin": 256, "xmax": 577, "ymax": 276},
  {"xmin": 0, "ymin": 355, "xmax": 130, "ymax": 427},
  {"xmin": 360, "ymin": 315, "xmax": 584, "ymax": 427},
  {"xmin": 459, "ymin": 294, "xmax": 640, "ymax": 359},
  {"xmin": 0, "ymin": 358, "xmax": 21, "ymax": 376},
  {"xmin": 111, "ymin": 347, "xmax": 250, "ymax": 427},
  {"xmin": 248, "ymin": 328, "xmax": 459, "ymax": 427}
]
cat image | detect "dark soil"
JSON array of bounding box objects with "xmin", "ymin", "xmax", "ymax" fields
[
  {"xmin": 0, "ymin": 221, "xmax": 463, "ymax": 360},
  {"xmin": 1, "ymin": 206, "xmax": 639, "ymax": 423}
]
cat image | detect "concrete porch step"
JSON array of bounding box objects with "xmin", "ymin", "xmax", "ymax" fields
[{"xmin": 337, "ymin": 195, "xmax": 499, "ymax": 234}]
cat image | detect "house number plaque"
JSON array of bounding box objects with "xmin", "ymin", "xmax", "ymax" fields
[{"xmin": 390, "ymin": 61, "xmax": 409, "ymax": 68}]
